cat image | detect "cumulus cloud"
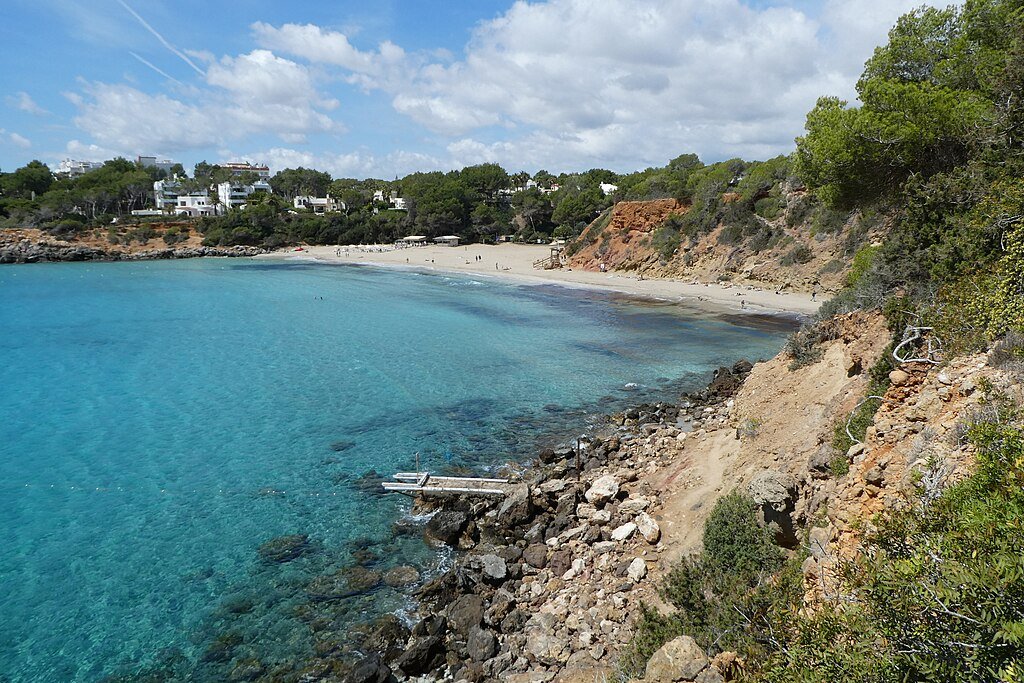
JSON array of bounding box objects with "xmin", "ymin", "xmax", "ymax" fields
[
  {"xmin": 255, "ymin": 0, "xmax": 945, "ymax": 170},
  {"xmin": 69, "ymin": 50, "xmax": 340, "ymax": 158},
  {"xmin": 7, "ymin": 91, "xmax": 49, "ymax": 116}
]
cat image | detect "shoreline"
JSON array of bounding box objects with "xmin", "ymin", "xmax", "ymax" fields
[{"xmin": 261, "ymin": 243, "xmax": 821, "ymax": 318}]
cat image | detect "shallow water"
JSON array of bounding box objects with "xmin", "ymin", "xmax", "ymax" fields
[{"xmin": 0, "ymin": 259, "xmax": 792, "ymax": 681}]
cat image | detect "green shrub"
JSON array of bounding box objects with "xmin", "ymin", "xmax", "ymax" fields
[
  {"xmin": 624, "ymin": 492, "xmax": 789, "ymax": 677},
  {"xmin": 781, "ymin": 243, "xmax": 814, "ymax": 266},
  {"xmin": 754, "ymin": 196, "xmax": 784, "ymax": 220}
]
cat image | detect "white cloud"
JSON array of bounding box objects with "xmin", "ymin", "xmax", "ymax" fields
[
  {"xmin": 9, "ymin": 132, "xmax": 32, "ymax": 149},
  {"xmin": 68, "ymin": 50, "xmax": 340, "ymax": 159},
  {"xmin": 7, "ymin": 91, "xmax": 49, "ymax": 116},
  {"xmin": 237, "ymin": 146, "xmax": 444, "ymax": 179},
  {"xmin": 256, "ymin": 0, "xmax": 948, "ymax": 171}
]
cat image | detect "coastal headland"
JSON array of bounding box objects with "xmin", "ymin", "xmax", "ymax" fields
[{"xmin": 265, "ymin": 243, "xmax": 820, "ymax": 317}]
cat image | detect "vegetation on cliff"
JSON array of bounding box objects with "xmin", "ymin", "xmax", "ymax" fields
[{"xmin": 629, "ymin": 1, "xmax": 1024, "ymax": 680}]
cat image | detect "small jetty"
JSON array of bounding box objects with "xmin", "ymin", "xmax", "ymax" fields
[{"xmin": 381, "ymin": 472, "xmax": 511, "ymax": 498}]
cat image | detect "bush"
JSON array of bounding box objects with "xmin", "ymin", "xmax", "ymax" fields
[
  {"xmin": 763, "ymin": 401, "xmax": 1024, "ymax": 682},
  {"xmin": 624, "ymin": 492, "xmax": 789, "ymax": 677},
  {"xmin": 781, "ymin": 243, "xmax": 814, "ymax": 266},
  {"xmin": 754, "ymin": 196, "xmax": 785, "ymax": 220}
]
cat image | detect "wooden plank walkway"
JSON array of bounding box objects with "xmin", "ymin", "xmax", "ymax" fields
[{"xmin": 382, "ymin": 471, "xmax": 510, "ymax": 497}]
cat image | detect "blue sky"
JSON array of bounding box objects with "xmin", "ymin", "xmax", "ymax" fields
[{"xmin": 0, "ymin": 0, "xmax": 944, "ymax": 179}]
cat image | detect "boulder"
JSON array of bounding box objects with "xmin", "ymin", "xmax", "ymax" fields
[
  {"xmin": 306, "ymin": 567, "xmax": 381, "ymax": 602},
  {"xmin": 395, "ymin": 632, "xmax": 445, "ymax": 676},
  {"xmin": 635, "ymin": 512, "xmax": 661, "ymax": 544},
  {"xmin": 522, "ymin": 543, "xmax": 548, "ymax": 569},
  {"xmin": 618, "ymin": 497, "xmax": 651, "ymax": 516},
  {"xmin": 747, "ymin": 469, "xmax": 799, "ymax": 549},
  {"xmin": 525, "ymin": 613, "xmax": 567, "ymax": 664},
  {"xmin": 584, "ymin": 475, "xmax": 620, "ymax": 506},
  {"xmin": 479, "ymin": 554, "xmax": 508, "ymax": 581},
  {"xmin": 425, "ymin": 511, "xmax": 469, "ymax": 546},
  {"xmin": 645, "ymin": 635, "xmax": 710, "ymax": 682},
  {"xmin": 346, "ymin": 654, "xmax": 393, "ymax": 683},
  {"xmin": 447, "ymin": 594, "xmax": 485, "ymax": 634},
  {"xmin": 548, "ymin": 548, "xmax": 572, "ymax": 576},
  {"xmin": 610, "ymin": 522, "xmax": 637, "ymax": 542},
  {"xmin": 467, "ymin": 625, "xmax": 498, "ymax": 662},
  {"xmin": 383, "ymin": 565, "xmax": 420, "ymax": 588},
  {"xmin": 497, "ymin": 484, "xmax": 533, "ymax": 527},
  {"xmin": 889, "ymin": 369, "xmax": 910, "ymax": 386},
  {"xmin": 627, "ymin": 557, "xmax": 647, "ymax": 582}
]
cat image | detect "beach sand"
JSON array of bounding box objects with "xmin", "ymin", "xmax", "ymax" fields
[{"xmin": 262, "ymin": 243, "xmax": 820, "ymax": 317}]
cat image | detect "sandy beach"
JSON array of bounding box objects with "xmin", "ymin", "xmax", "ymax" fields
[{"xmin": 262, "ymin": 243, "xmax": 820, "ymax": 317}]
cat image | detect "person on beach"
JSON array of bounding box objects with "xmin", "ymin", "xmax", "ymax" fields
[{"xmin": 812, "ymin": 288, "xmax": 818, "ymax": 301}]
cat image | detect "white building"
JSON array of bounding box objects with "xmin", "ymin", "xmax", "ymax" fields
[
  {"xmin": 218, "ymin": 179, "xmax": 272, "ymax": 211},
  {"xmin": 294, "ymin": 195, "xmax": 345, "ymax": 214},
  {"xmin": 599, "ymin": 183, "xmax": 619, "ymax": 196},
  {"xmin": 221, "ymin": 162, "xmax": 271, "ymax": 179},
  {"xmin": 176, "ymin": 193, "xmax": 217, "ymax": 217},
  {"xmin": 153, "ymin": 179, "xmax": 181, "ymax": 211},
  {"xmin": 136, "ymin": 156, "xmax": 178, "ymax": 175},
  {"xmin": 372, "ymin": 189, "xmax": 406, "ymax": 210},
  {"xmin": 434, "ymin": 235, "xmax": 460, "ymax": 247},
  {"xmin": 57, "ymin": 159, "xmax": 104, "ymax": 177}
]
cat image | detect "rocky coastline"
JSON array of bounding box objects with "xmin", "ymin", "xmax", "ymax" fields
[
  {"xmin": 327, "ymin": 360, "xmax": 756, "ymax": 683},
  {"xmin": 0, "ymin": 236, "xmax": 264, "ymax": 263}
]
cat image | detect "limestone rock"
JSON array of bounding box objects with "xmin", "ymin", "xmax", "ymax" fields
[
  {"xmin": 525, "ymin": 613, "xmax": 567, "ymax": 664},
  {"xmin": 618, "ymin": 497, "xmax": 651, "ymax": 516},
  {"xmin": 610, "ymin": 522, "xmax": 637, "ymax": 542},
  {"xmin": 645, "ymin": 635, "xmax": 709, "ymax": 682},
  {"xmin": 627, "ymin": 557, "xmax": 647, "ymax": 582},
  {"xmin": 889, "ymin": 369, "xmax": 910, "ymax": 386},
  {"xmin": 479, "ymin": 554, "xmax": 508, "ymax": 581},
  {"xmin": 584, "ymin": 475, "xmax": 620, "ymax": 506},
  {"xmin": 635, "ymin": 512, "xmax": 661, "ymax": 543},
  {"xmin": 497, "ymin": 484, "xmax": 533, "ymax": 527},
  {"xmin": 747, "ymin": 469, "xmax": 798, "ymax": 548}
]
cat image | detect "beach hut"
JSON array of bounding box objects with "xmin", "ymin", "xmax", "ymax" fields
[
  {"xmin": 398, "ymin": 236, "xmax": 428, "ymax": 247},
  {"xmin": 434, "ymin": 235, "xmax": 460, "ymax": 247}
]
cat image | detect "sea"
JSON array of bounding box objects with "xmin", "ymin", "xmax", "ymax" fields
[{"xmin": 0, "ymin": 258, "xmax": 794, "ymax": 681}]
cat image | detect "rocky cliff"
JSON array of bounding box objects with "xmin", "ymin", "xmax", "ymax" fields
[{"xmin": 565, "ymin": 189, "xmax": 887, "ymax": 296}]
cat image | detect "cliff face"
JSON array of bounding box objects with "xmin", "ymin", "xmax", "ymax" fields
[
  {"xmin": 642, "ymin": 312, "xmax": 1022, "ymax": 614},
  {"xmin": 568, "ymin": 199, "xmax": 685, "ymax": 272},
  {"xmin": 565, "ymin": 190, "xmax": 887, "ymax": 295}
]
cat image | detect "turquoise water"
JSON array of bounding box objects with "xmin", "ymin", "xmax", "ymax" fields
[{"xmin": 0, "ymin": 259, "xmax": 791, "ymax": 681}]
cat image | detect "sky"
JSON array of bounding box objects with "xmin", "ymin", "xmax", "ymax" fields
[{"xmin": 0, "ymin": 0, "xmax": 948, "ymax": 179}]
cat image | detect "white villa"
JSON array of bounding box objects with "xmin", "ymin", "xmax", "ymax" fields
[
  {"xmin": 294, "ymin": 195, "xmax": 345, "ymax": 214},
  {"xmin": 217, "ymin": 179, "xmax": 272, "ymax": 211},
  {"xmin": 57, "ymin": 159, "xmax": 104, "ymax": 177},
  {"xmin": 599, "ymin": 182, "xmax": 619, "ymax": 195},
  {"xmin": 175, "ymin": 193, "xmax": 217, "ymax": 217},
  {"xmin": 372, "ymin": 189, "xmax": 407, "ymax": 210}
]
